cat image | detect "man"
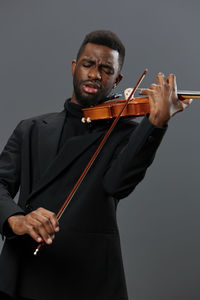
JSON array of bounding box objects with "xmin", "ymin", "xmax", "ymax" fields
[{"xmin": 0, "ymin": 30, "xmax": 190, "ymax": 300}]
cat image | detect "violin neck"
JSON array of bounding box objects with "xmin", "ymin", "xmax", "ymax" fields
[{"xmin": 178, "ymin": 90, "xmax": 200, "ymax": 100}]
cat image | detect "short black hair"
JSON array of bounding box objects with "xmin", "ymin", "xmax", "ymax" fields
[{"xmin": 76, "ymin": 30, "xmax": 125, "ymax": 72}]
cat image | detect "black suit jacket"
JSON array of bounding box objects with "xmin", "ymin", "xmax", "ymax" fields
[{"xmin": 0, "ymin": 109, "xmax": 166, "ymax": 300}]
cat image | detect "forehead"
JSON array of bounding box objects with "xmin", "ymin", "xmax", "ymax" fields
[{"xmin": 78, "ymin": 43, "xmax": 119, "ymax": 66}]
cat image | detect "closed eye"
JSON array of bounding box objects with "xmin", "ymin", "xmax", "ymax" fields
[
  {"xmin": 101, "ymin": 65, "xmax": 114, "ymax": 75},
  {"xmin": 82, "ymin": 63, "xmax": 92, "ymax": 68},
  {"xmin": 82, "ymin": 59, "xmax": 94, "ymax": 68}
]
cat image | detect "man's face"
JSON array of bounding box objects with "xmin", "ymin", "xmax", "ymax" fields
[{"xmin": 71, "ymin": 43, "xmax": 122, "ymax": 107}]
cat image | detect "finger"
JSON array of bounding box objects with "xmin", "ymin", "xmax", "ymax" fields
[
  {"xmin": 26, "ymin": 214, "xmax": 54, "ymax": 244},
  {"xmin": 37, "ymin": 208, "xmax": 59, "ymax": 232},
  {"xmin": 182, "ymin": 98, "xmax": 193, "ymax": 105},
  {"xmin": 26, "ymin": 224, "xmax": 43, "ymax": 243},
  {"xmin": 157, "ymin": 72, "xmax": 165, "ymax": 85},
  {"xmin": 140, "ymin": 88, "xmax": 154, "ymax": 95},
  {"xmin": 149, "ymin": 83, "xmax": 158, "ymax": 90},
  {"xmin": 167, "ymin": 73, "xmax": 177, "ymax": 93},
  {"xmin": 181, "ymin": 98, "xmax": 193, "ymax": 109},
  {"xmin": 31, "ymin": 211, "xmax": 55, "ymax": 238}
]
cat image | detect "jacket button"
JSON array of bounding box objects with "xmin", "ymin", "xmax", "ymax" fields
[
  {"xmin": 25, "ymin": 203, "xmax": 32, "ymax": 212},
  {"xmin": 148, "ymin": 135, "xmax": 154, "ymax": 142}
]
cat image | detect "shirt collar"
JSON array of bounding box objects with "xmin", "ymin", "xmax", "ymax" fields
[{"xmin": 64, "ymin": 99, "xmax": 83, "ymax": 118}]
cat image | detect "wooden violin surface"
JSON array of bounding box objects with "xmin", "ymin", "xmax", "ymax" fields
[{"xmin": 82, "ymin": 90, "xmax": 200, "ymax": 122}]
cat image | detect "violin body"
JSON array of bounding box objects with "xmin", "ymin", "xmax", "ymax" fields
[{"xmin": 82, "ymin": 97, "xmax": 150, "ymax": 121}]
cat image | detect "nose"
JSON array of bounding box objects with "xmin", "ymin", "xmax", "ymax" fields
[{"xmin": 88, "ymin": 66, "xmax": 101, "ymax": 81}]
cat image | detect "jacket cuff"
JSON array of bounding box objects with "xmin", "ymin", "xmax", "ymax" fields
[{"xmin": 1, "ymin": 209, "xmax": 25, "ymax": 239}]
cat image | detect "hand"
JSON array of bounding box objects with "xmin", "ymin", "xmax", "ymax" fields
[
  {"xmin": 7, "ymin": 207, "xmax": 59, "ymax": 244},
  {"xmin": 141, "ymin": 73, "xmax": 192, "ymax": 127}
]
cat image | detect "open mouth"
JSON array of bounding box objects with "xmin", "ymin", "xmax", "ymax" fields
[{"xmin": 82, "ymin": 81, "xmax": 100, "ymax": 94}]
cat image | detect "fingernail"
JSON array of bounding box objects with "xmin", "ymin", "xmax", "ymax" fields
[
  {"xmin": 47, "ymin": 238, "xmax": 52, "ymax": 244},
  {"xmin": 37, "ymin": 237, "xmax": 42, "ymax": 242},
  {"xmin": 55, "ymin": 227, "xmax": 59, "ymax": 232}
]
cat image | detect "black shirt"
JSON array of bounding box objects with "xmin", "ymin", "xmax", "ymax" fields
[{"xmin": 58, "ymin": 99, "xmax": 112, "ymax": 152}]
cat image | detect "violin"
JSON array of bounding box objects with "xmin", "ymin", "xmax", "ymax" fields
[{"xmin": 82, "ymin": 90, "xmax": 200, "ymax": 122}]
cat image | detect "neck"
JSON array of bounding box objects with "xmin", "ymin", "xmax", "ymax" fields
[{"xmin": 71, "ymin": 92, "xmax": 81, "ymax": 105}]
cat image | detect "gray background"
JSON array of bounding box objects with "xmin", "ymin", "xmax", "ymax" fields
[{"xmin": 0, "ymin": 1, "xmax": 199, "ymax": 299}]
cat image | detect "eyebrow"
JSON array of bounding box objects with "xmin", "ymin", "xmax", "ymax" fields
[
  {"xmin": 82, "ymin": 58, "xmax": 113, "ymax": 68},
  {"xmin": 82, "ymin": 58, "xmax": 95, "ymax": 64}
]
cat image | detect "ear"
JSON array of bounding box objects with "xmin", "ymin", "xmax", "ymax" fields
[
  {"xmin": 72, "ymin": 60, "xmax": 76, "ymax": 76},
  {"xmin": 113, "ymin": 73, "xmax": 123, "ymax": 88}
]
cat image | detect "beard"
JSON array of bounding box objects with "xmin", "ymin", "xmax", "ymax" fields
[{"xmin": 73, "ymin": 76, "xmax": 112, "ymax": 107}]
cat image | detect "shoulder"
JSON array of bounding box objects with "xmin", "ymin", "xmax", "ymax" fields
[
  {"xmin": 21, "ymin": 110, "xmax": 65, "ymax": 124},
  {"xmin": 17, "ymin": 110, "xmax": 65, "ymax": 129},
  {"xmin": 12, "ymin": 110, "xmax": 66, "ymax": 141}
]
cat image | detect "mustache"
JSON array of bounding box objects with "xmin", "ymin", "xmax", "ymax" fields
[{"xmin": 81, "ymin": 80, "xmax": 102, "ymax": 89}]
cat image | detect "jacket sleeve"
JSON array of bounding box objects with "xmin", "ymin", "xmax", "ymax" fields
[
  {"xmin": 0, "ymin": 121, "xmax": 25, "ymax": 235},
  {"xmin": 102, "ymin": 115, "xmax": 167, "ymax": 199}
]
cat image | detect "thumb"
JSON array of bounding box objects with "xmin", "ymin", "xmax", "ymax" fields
[{"xmin": 181, "ymin": 98, "xmax": 193, "ymax": 109}]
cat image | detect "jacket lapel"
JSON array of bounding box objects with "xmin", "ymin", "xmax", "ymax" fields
[
  {"xmin": 37, "ymin": 110, "xmax": 66, "ymax": 177},
  {"xmin": 27, "ymin": 118, "xmax": 104, "ymax": 202}
]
